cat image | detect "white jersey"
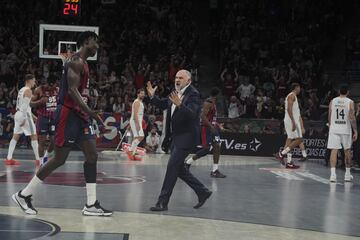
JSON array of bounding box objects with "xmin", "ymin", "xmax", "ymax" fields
[
  {"xmin": 14, "ymin": 86, "xmax": 36, "ymax": 136},
  {"xmin": 16, "ymin": 87, "xmax": 32, "ymax": 117},
  {"xmin": 284, "ymin": 92, "xmax": 301, "ymax": 123},
  {"xmin": 329, "ymin": 96, "xmax": 352, "ymax": 135},
  {"xmin": 130, "ymin": 99, "xmax": 144, "ymax": 124}
]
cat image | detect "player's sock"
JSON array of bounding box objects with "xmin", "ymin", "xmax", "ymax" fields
[
  {"xmin": 301, "ymin": 150, "xmax": 307, "ymax": 158},
  {"xmin": 281, "ymin": 147, "xmax": 290, "ymax": 156},
  {"xmin": 84, "ymin": 162, "xmax": 97, "ymax": 205},
  {"xmin": 130, "ymin": 139, "xmax": 140, "ymax": 155},
  {"xmin": 212, "ymin": 164, "xmax": 219, "ymax": 172},
  {"xmin": 345, "ymin": 168, "xmax": 351, "ymax": 175},
  {"xmin": 22, "ymin": 175, "xmax": 42, "ymax": 196},
  {"xmin": 86, "ymin": 183, "xmax": 97, "ymax": 206},
  {"xmin": 331, "ymin": 167, "xmax": 336, "ymax": 175},
  {"xmin": 7, "ymin": 139, "xmax": 17, "ymax": 160},
  {"xmin": 287, "ymin": 153, "xmax": 292, "ymax": 163},
  {"xmin": 31, "ymin": 140, "xmax": 40, "ymax": 160},
  {"xmin": 186, "ymin": 156, "xmax": 194, "ymax": 165}
]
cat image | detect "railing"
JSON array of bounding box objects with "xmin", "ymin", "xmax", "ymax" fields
[{"xmin": 218, "ymin": 117, "xmax": 327, "ymax": 136}]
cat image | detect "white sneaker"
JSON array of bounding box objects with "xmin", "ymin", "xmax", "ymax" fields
[
  {"xmin": 82, "ymin": 200, "xmax": 113, "ymax": 216},
  {"xmin": 12, "ymin": 190, "xmax": 37, "ymax": 215},
  {"xmin": 329, "ymin": 174, "xmax": 337, "ymax": 183},
  {"xmin": 344, "ymin": 174, "xmax": 353, "ymax": 182}
]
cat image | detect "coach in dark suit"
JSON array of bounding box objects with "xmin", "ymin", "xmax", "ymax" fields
[{"xmin": 147, "ymin": 69, "xmax": 212, "ymax": 211}]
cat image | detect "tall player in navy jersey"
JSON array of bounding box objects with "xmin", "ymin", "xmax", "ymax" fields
[
  {"xmin": 12, "ymin": 31, "xmax": 112, "ymax": 216},
  {"xmin": 31, "ymin": 76, "xmax": 58, "ymax": 165},
  {"xmin": 185, "ymin": 87, "xmax": 226, "ymax": 178}
]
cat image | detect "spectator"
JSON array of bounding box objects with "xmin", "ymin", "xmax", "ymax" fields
[
  {"xmin": 236, "ymin": 78, "xmax": 255, "ymax": 101},
  {"xmin": 228, "ymin": 96, "xmax": 240, "ymax": 119},
  {"xmin": 113, "ymin": 96, "xmax": 125, "ymax": 113},
  {"xmin": 145, "ymin": 127, "xmax": 160, "ymax": 153},
  {"xmin": 221, "ymin": 68, "xmax": 238, "ymax": 98}
]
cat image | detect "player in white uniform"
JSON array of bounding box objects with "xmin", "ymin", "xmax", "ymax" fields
[
  {"xmin": 328, "ymin": 85, "xmax": 358, "ymax": 182},
  {"xmin": 4, "ymin": 74, "xmax": 40, "ymax": 166},
  {"xmin": 276, "ymin": 83, "xmax": 307, "ymax": 169},
  {"xmin": 127, "ymin": 88, "xmax": 145, "ymax": 160}
]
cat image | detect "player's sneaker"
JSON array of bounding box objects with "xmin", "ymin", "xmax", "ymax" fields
[
  {"xmin": 4, "ymin": 159, "xmax": 20, "ymax": 166},
  {"xmin": 82, "ymin": 200, "xmax": 113, "ymax": 216},
  {"xmin": 12, "ymin": 190, "xmax": 37, "ymax": 215},
  {"xmin": 329, "ymin": 174, "xmax": 337, "ymax": 183},
  {"xmin": 130, "ymin": 155, "xmax": 142, "ymax": 161},
  {"xmin": 344, "ymin": 174, "xmax": 353, "ymax": 182},
  {"xmin": 210, "ymin": 170, "xmax": 227, "ymax": 178},
  {"xmin": 127, "ymin": 151, "xmax": 142, "ymax": 161},
  {"xmin": 276, "ymin": 152, "xmax": 285, "ymax": 165},
  {"xmin": 299, "ymin": 156, "xmax": 308, "ymax": 162},
  {"xmin": 285, "ymin": 162, "xmax": 300, "ymax": 169}
]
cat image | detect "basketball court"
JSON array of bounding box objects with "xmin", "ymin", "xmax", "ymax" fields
[
  {"xmin": 0, "ymin": 149, "xmax": 359, "ymax": 240},
  {"xmin": 0, "ymin": 8, "xmax": 358, "ymax": 240}
]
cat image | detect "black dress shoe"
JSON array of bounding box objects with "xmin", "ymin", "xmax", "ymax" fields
[
  {"xmin": 194, "ymin": 191, "xmax": 212, "ymax": 209},
  {"xmin": 150, "ymin": 202, "xmax": 168, "ymax": 211}
]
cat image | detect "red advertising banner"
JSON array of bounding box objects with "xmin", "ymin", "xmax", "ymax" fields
[{"xmin": 95, "ymin": 112, "xmax": 128, "ymax": 149}]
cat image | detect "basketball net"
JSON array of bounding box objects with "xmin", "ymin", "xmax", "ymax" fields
[{"xmin": 59, "ymin": 52, "xmax": 74, "ymax": 64}]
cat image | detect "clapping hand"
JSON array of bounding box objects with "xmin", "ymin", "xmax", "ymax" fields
[
  {"xmin": 147, "ymin": 81, "xmax": 158, "ymax": 98},
  {"xmin": 169, "ymin": 91, "xmax": 182, "ymax": 107}
]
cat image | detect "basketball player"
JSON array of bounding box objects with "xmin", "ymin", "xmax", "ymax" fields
[
  {"xmin": 185, "ymin": 87, "xmax": 226, "ymax": 178},
  {"xmin": 12, "ymin": 31, "xmax": 112, "ymax": 216},
  {"xmin": 276, "ymin": 83, "xmax": 306, "ymax": 169},
  {"xmin": 328, "ymin": 85, "xmax": 357, "ymax": 182},
  {"xmin": 31, "ymin": 76, "xmax": 58, "ymax": 165},
  {"xmin": 4, "ymin": 74, "xmax": 40, "ymax": 166},
  {"xmin": 127, "ymin": 89, "xmax": 145, "ymax": 161}
]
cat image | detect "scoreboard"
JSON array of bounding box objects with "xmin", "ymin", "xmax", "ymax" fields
[{"xmin": 61, "ymin": 0, "xmax": 81, "ymax": 17}]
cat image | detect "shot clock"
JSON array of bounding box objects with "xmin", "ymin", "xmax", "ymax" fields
[{"xmin": 61, "ymin": 0, "xmax": 81, "ymax": 17}]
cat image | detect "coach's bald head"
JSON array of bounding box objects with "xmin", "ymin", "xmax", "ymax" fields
[{"xmin": 175, "ymin": 69, "xmax": 191, "ymax": 92}]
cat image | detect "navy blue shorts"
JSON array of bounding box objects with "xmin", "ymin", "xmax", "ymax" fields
[
  {"xmin": 201, "ymin": 126, "xmax": 220, "ymax": 147},
  {"xmin": 54, "ymin": 105, "xmax": 95, "ymax": 147},
  {"xmin": 36, "ymin": 116, "xmax": 55, "ymax": 136}
]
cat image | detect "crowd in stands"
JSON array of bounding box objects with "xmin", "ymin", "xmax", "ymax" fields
[
  {"xmin": 215, "ymin": 0, "xmax": 346, "ymax": 121},
  {"xmin": 0, "ymin": 0, "xmax": 356, "ymax": 140},
  {"xmin": 0, "ymin": 0, "xmax": 199, "ymax": 138}
]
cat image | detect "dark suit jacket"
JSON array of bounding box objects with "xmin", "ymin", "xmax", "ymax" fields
[{"xmin": 150, "ymin": 85, "xmax": 201, "ymax": 149}]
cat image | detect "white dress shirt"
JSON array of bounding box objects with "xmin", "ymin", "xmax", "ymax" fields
[{"xmin": 171, "ymin": 83, "xmax": 191, "ymax": 117}]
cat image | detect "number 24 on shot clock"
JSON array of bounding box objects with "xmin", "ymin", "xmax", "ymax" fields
[{"xmin": 62, "ymin": 0, "xmax": 81, "ymax": 16}]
